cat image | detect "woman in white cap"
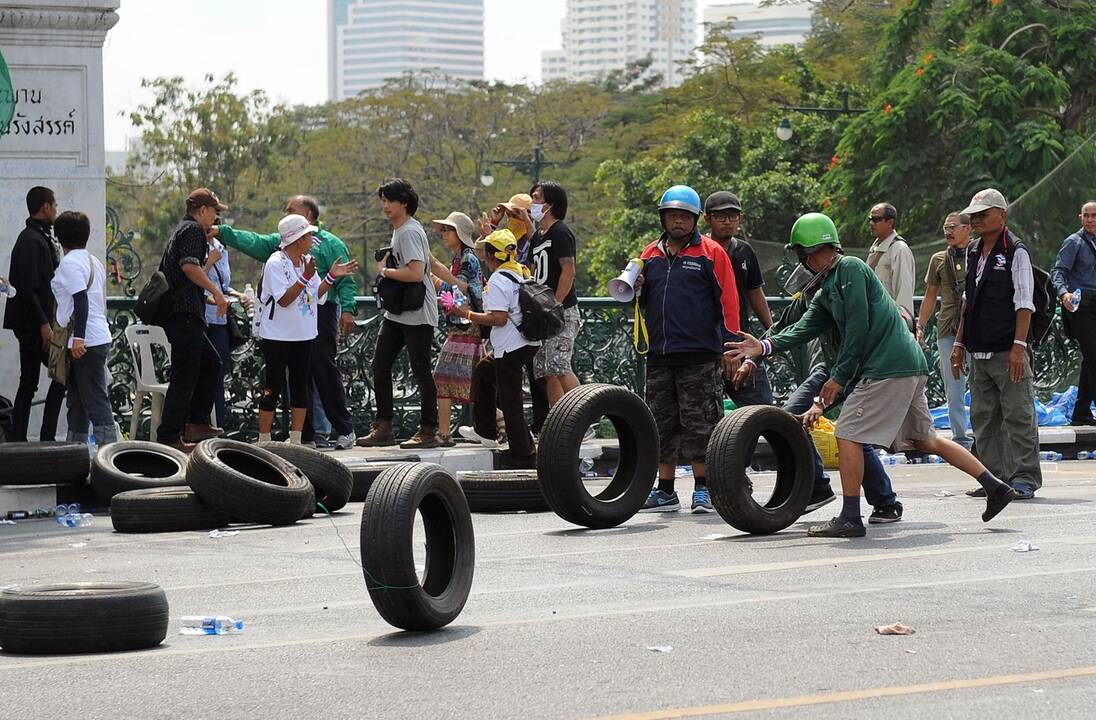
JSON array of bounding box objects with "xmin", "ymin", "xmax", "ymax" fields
[
  {"xmin": 429, "ymin": 211, "xmax": 485, "ymax": 446},
  {"xmin": 254, "ymin": 214, "xmax": 357, "ymax": 444}
]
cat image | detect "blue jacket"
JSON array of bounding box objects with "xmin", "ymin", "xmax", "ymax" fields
[{"xmin": 638, "ymin": 229, "xmax": 741, "ymax": 361}]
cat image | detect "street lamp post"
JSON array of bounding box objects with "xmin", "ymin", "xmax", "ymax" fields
[
  {"xmin": 776, "ymin": 89, "xmax": 867, "ymax": 142},
  {"xmin": 480, "ymin": 145, "xmax": 559, "ymax": 187}
]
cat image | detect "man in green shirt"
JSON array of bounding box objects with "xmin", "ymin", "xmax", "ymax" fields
[
  {"xmin": 209, "ymin": 195, "xmax": 359, "ymax": 448},
  {"xmin": 726, "ymin": 213, "xmax": 1018, "ymax": 538}
]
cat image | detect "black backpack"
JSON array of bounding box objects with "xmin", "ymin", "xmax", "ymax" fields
[
  {"xmin": 134, "ymin": 232, "xmax": 178, "ymax": 325},
  {"xmin": 499, "ymin": 270, "xmax": 564, "ymax": 341}
]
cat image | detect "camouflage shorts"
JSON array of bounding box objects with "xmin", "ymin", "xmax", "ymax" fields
[
  {"xmin": 534, "ymin": 305, "xmax": 581, "ymax": 378},
  {"xmin": 645, "ymin": 360, "xmax": 724, "ymax": 466}
]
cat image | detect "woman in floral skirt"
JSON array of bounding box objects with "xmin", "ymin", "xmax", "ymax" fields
[{"xmin": 431, "ymin": 211, "xmax": 485, "ymax": 446}]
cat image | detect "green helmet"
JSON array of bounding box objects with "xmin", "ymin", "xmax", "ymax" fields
[{"xmin": 789, "ymin": 213, "xmax": 841, "ymax": 251}]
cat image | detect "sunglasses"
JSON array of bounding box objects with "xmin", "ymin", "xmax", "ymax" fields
[{"xmin": 868, "ymin": 216, "xmax": 890, "ymax": 223}]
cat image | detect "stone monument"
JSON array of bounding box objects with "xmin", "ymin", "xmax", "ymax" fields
[{"xmin": 0, "ymin": 1, "xmax": 119, "ymax": 446}]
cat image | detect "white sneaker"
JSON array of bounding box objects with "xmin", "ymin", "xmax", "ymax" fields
[
  {"xmin": 333, "ymin": 433, "xmax": 356, "ymax": 450},
  {"xmin": 458, "ymin": 425, "xmax": 499, "ymax": 450}
]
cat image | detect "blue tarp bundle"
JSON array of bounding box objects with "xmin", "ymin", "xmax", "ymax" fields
[{"xmin": 930, "ymin": 386, "xmax": 1089, "ymax": 429}]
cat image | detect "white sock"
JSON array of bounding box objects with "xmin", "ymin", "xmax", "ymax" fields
[
  {"xmin": 258, "ymin": 433, "xmax": 271, "ymax": 443},
  {"xmin": 289, "ymin": 431, "xmax": 302, "ymax": 445}
]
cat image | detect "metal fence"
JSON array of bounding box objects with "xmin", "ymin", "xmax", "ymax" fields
[{"xmin": 105, "ymin": 296, "xmax": 1080, "ymax": 440}]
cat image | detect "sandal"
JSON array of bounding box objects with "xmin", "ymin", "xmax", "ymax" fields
[{"xmin": 437, "ymin": 432, "xmax": 456, "ymax": 448}]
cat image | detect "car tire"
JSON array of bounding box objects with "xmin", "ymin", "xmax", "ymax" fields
[
  {"xmin": 0, "ymin": 442, "xmax": 89, "ymax": 486},
  {"xmin": 0, "ymin": 582, "xmax": 169, "ymax": 654},
  {"xmin": 91, "ymin": 441, "xmax": 188, "ymax": 501},
  {"xmin": 456, "ymin": 470, "xmax": 548, "ymax": 513},
  {"xmin": 186, "ymin": 439, "xmax": 313, "ymax": 526},
  {"xmin": 360, "ymin": 463, "xmax": 474, "ymax": 631},
  {"xmin": 258, "ymin": 442, "xmax": 353, "ymax": 513},
  {"xmin": 110, "ymin": 487, "xmax": 231, "ymax": 534},
  {"xmin": 706, "ymin": 405, "xmax": 814, "ymax": 534},
  {"xmin": 536, "ymin": 384, "xmax": 658, "ymax": 529},
  {"xmin": 346, "ymin": 461, "xmax": 406, "ymax": 502}
]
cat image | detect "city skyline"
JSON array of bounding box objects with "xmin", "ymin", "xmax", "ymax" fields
[{"xmin": 102, "ymin": 0, "xmax": 772, "ymax": 151}]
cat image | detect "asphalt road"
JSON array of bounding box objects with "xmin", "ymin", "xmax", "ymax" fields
[{"xmin": 1, "ymin": 461, "xmax": 1095, "ymax": 719}]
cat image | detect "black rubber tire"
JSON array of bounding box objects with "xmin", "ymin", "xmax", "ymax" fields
[
  {"xmin": 536, "ymin": 383, "xmax": 658, "ymax": 529},
  {"xmin": 360, "ymin": 463, "xmax": 475, "ymax": 631},
  {"xmin": 91, "ymin": 441, "xmax": 188, "ymax": 501},
  {"xmin": 0, "ymin": 442, "xmax": 89, "ymax": 486},
  {"xmin": 0, "ymin": 582, "xmax": 169, "ymax": 654},
  {"xmin": 258, "ymin": 442, "xmax": 353, "ymax": 513},
  {"xmin": 110, "ymin": 487, "xmax": 231, "ymax": 533},
  {"xmin": 347, "ymin": 461, "xmax": 407, "ymax": 502},
  {"xmin": 457, "ymin": 470, "xmax": 549, "ymax": 513},
  {"xmin": 186, "ymin": 439, "xmax": 313, "ymax": 526},
  {"xmin": 706, "ymin": 405, "xmax": 814, "ymax": 535}
]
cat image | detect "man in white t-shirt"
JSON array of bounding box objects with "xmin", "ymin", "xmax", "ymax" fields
[
  {"xmin": 50, "ymin": 211, "xmax": 117, "ymax": 445},
  {"xmin": 452, "ymin": 229, "xmax": 540, "ymax": 467}
]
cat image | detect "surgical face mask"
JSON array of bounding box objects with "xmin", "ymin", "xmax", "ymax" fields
[{"xmin": 530, "ymin": 203, "xmax": 546, "ymax": 223}]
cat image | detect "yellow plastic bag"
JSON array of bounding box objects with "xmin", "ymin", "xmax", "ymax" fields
[{"xmin": 809, "ymin": 416, "xmax": 840, "ymax": 469}]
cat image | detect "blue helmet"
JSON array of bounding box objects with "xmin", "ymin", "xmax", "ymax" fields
[{"xmin": 658, "ymin": 185, "xmax": 702, "ymax": 217}]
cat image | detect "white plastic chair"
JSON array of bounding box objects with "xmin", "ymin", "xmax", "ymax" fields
[{"xmin": 125, "ymin": 324, "xmax": 170, "ymax": 442}]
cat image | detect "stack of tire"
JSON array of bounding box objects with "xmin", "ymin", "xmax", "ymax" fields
[
  {"xmin": 0, "ymin": 442, "xmax": 92, "ymax": 488},
  {"xmin": 106, "ymin": 439, "xmax": 353, "ymax": 533}
]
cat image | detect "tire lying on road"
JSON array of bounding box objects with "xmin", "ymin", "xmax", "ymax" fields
[
  {"xmin": 0, "ymin": 442, "xmax": 90, "ymax": 486},
  {"xmin": 186, "ymin": 439, "xmax": 313, "ymax": 526},
  {"xmin": 110, "ymin": 487, "xmax": 231, "ymax": 534},
  {"xmin": 91, "ymin": 441, "xmax": 188, "ymax": 501},
  {"xmin": 706, "ymin": 405, "xmax": 814, "ymax": 535},
  {"xmin": 457, "ymin": 470, "xmax": 549, "ymax": 513},
  {"xmin": 536, "ymin": 383, "xmax": 658, "ymax": 529},
  {"xmin": 347, "ymin": 461, "xmax": 409, "ymax": 502},
  {"xmin": 258, "ymin": 442, "xmax": 353, "ymax": 513},
  {"xmin": 0, "ymin": 582, "xmax": 169, "ymax": 654},
  {"xmin": 360, "ymin": 463, "xmax": 475, "ymax": 631}
]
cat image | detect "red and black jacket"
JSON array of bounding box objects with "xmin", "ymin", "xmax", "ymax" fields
[{"xmin": 639, "ymin": 229, "xmax": 741, "ymax": 363}]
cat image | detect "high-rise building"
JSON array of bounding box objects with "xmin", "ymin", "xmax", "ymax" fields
[
  {"xmin": 328, "ymin": 0, "xmax": 355, "ymax": 101},
  {"xmin": 329, "ymin": 0, "xmax": 485, "ymax": 101},
  {"xmin": 541, "ymin": 0, "xmax": 697, "ymax": 88},
  {"xmin": 702, "ymin": 2, "xmax": 812, "ymax": 47}
]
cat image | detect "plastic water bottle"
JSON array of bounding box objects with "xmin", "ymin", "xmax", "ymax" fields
[
  {"xmin": 179, "ymin": 616, "xmax": 244, "ymax": 635},
  {"xmin": 927, "ymin": 455, "xmax": 944, "ymax": 464},
  {"xmin": 893, "ymin": 453, "xmax": 907, "ymax": 465},
  {"xmin": 1070, "ymin": 289, "xmax": 1081, "ymax": 312},
  {"xmin": 579, "ymin": 457, "xmax": 596, "ymax": 478},
  {"xmin": 87, "ymin": 431, "xmax": 98, "ymax": 460},
  {"xmin": 881, "ymin": 454, "xmax": 896, "ymax": 466},
  {"xmin": 1078, "ymin": 451, "xmax": 1090, "ymax": 460},
  {"xmin": 1039, "ymin": 451, "xmax": 1063, "ymax": 462},
  {"xmin": 243, "ymin": 283, "xmax": 257, "ymax": 316},
  {"xmin": 55, "ymin": 505, "xmax": 92, "ymax": 528}
]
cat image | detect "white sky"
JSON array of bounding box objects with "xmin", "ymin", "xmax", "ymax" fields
[{"xmin": 102, "ymin": 0, "xmax": 748, "ymax": 150}]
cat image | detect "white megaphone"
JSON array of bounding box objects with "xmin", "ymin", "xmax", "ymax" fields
[{"xmin": 608, "ymin": 259, "xmax": 644, "ymax": 303}]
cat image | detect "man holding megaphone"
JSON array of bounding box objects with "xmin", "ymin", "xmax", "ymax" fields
[{"xmin": 633, "ymin": 185, "xmax": 742, "ymax": 515}]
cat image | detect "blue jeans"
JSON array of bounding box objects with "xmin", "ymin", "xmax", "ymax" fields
[
  {"xmin": 206, "ymin": 324, "xmax": 231, "ymax": 428},
  {"xmin": 782, "ymin": 363, "xmax": 898, "ymax": 507},
  {"xmin": 310, "ymin": 380, "xmax": 332, "ymax": 437},
  {"xmin": 726, "ymin": 359, "xmax": 774, "ymax": 407},
  {"xmin": 936, "ymin": 334, "xmax": 971, "ymax": 446}
]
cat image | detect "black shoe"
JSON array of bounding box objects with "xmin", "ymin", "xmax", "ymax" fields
[
  {"xmin": 869, "ymin": 501, "xmax": 903, "ymax": 524},
  {"xmin": 966, "ymin": 487, "xmax": 986, "ymax": 498},
  {"xmin": 1071, "ymin": 417, "xmax": 1096, "ymax": 427},
  {"xmin": 803, "ymin": 486, "xmax": 837, "ymax": 514},
  {"xmin": 807, "ymin": 516, "xmax": 866, "ymax": 538},
  {"xmin": 983, "ymin": 487, "xmax": 1019, "ymax": 522}
]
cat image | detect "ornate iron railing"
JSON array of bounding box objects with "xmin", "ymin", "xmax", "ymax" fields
[{"xmin": 105, "ymin": 296, "xmax": 1081, "ymax": 440}]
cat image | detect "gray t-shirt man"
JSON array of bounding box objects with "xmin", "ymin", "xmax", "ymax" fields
[{"xmin": 385, "ymin": 217, "xmax": 438, "ymax": 326}]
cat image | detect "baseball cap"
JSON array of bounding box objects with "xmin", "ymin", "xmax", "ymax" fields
[
  {"xmin": 960, "ymin": 188, "xmax": 1008, "ymax": 215},
  {"xmin": 704, "ymin": 191, "xmax": 742, "ymax": 214},
  {"xmin": 500, "ymin": 194, "xmax": 533, "ymax": 212},
  {"xmin": 477, "ymin": 228, "xmax": 518, "ymax": 259},
  {"xmin": 433, "ymin": 211, "xmax": 477, "ymax": 248},
  {"xmin": 186, "ymin": 187, "xmax": 228, "ymax": 212},
  {"xmin": 278, "ymin": 214, "xmax": 318, "ymax": 248}
]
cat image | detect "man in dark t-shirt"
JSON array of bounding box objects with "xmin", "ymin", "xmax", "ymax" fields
[
  {"xmin": 529, "ymin": 181, "xmax": 581, "ymax": 406},
  {"xmin": 156, "ymin": 188, "xmax": 229, "ymax": 452},
  {"xmin": 704, "ymin": 191, "xmax": 774, "ymax": 407}
]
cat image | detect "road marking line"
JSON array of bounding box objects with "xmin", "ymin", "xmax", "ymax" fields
[{"xmin": 590, "ymin": 665, "xmax": 1096, "ymax": 719}]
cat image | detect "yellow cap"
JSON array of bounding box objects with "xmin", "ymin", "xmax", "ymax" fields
[{"xmin": 477, "ymin": 228, "xmax": 518, "ymax": 260}]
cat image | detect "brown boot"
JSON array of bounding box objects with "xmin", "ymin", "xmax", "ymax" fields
[
  {"xmin": 400, "ymin": 427, "xmax": 441, "ymax": 450},
  {"xmin": 162, "ymin": 438, "xmax": 196, "ymax": 455},
  {"xmin": 184, "ymin": 423, "xmax": 223, "ymax": 443},
  {"xmin": 356, "ymin": 420, "xmax": 398, "ymax": 447}
]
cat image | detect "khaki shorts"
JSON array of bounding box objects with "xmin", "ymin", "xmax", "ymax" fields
[
  {"xmin": 835, "ymin": 375, "xmax": 935, "ymax": 452},
  {"xmin": 534, "ymin": 305, "xmax": 580, "ymax": 378}
]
